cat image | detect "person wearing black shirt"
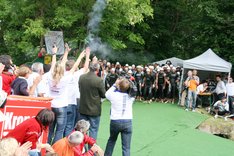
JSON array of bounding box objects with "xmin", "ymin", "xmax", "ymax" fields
[
  {"xmin": 105, "ymin": 68, "xmax": 118, "ymax": 90},
  {"xmin": 134, "ymin": 66, "xmax": 144, "ymax": 100},
  {"xmin": 142, "ymin": 68, "xmax": 154, "ymax": 103},
  {"xmin": 156, "ymin": 68, "xmax": 166, "ymax": 103},
  {"xmin": 169, "ymin": 67, "xmax": 179, "ymax": 103}
]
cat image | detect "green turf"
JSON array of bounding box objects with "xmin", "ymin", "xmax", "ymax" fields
[{"xmin": 97, "ymin": 101, "xmax": 234, "ymax": 156}]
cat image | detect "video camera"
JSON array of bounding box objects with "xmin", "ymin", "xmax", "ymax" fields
[{"xmin": 118, "ymin": 72, "xmax": 137, "ymax": 98}]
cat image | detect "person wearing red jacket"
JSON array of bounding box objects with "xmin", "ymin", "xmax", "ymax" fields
[
  {"xmin": 73, "ymin": 119, "xmax": 104, "ymax": 156},
  {"xmin": 5, "ymin": 109, "xmax": 55, "ymax": 156},
  {"xmin": 0, "ymin": 55, "xmax": 16, "ymax": 95}
]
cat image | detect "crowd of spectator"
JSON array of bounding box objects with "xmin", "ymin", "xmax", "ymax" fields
[{"xmin": 0, "ymin": 43, "xmax": 234, "ymax": 155}]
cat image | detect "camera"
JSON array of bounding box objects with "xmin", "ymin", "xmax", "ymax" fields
[{"xmin": 118, "ymin": 73, "xmax": 137, "ymax": 98}]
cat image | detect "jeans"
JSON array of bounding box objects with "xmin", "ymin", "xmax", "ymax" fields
[
  {"xmin": 79, "ymin": 114, "xmax": 100, "ymax": 140},
  {"xmin": 75, "ymin": 98, "xmax": 81, "ymax": 125},
  {"xmin": 105, "ymin": 120, "xmax": 132, "ymax": 156},
  {"xmin": 48, "ymin": 107, "xmax": 67, "ymax": 145},
  {"xmin": 187, "ymin": 90, "xmax": 197, "ymax": 109},
  {"xmin": 64, "ymin": 104, "xmax": 76, "ymax": 137},
  {"xmin": 28, "ymin": 150, "xmax": 41, "ymax": 156},
  {"xmin": 228, "ymin": 96, "xmax": 234, "ymax": 114}
]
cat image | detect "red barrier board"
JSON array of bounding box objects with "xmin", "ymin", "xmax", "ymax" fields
[{"xmin": 0, "ymin": 95, "xmax": 52, "ymax": 155}]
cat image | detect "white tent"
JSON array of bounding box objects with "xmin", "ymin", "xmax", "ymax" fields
[
  {"xmin": 178, "ymin": 48, "xmax": 232, "ymax": 105},
  {"xmin": 183, "ymin": 48, "xmax": 232, "ymax": 73},
  {"xmin": 154, "ymin": 57, "xmax": 184, "ymax": 67}
]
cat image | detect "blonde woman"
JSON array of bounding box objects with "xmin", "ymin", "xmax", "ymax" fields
[{"xmin": 48, "ymin": 45, "xmax": 86, "ymax": 145}]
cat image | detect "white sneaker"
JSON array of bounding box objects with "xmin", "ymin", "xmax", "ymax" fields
[
  {"xmin": 224, "ymin": 117, "xmax": 228, "ymax": 121},
  {"xmin": 185, "ymin": 108, "xmax": 189, "ymax": 111},
  {"xmin": 192, "ymin": 109, "xmax": 196, "ymax": 112},
  {"xmin": 214, "ymin": 114, "xmax": 218, "ymax": 119}
]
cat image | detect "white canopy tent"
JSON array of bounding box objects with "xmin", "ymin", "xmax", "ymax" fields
[
  {"xmin": 178, "ymin": 48, "xmax": 232, "ymax": 105},
  {"xmin": 183, "ymin": 48, "xmax": 232, "ymax": 73},
  {"xmin": 154, "ymin": 57, "xmax": 184, "ymax": 67}
]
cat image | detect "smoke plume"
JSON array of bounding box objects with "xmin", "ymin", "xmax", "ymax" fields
[{"xmin": 86, "ymin": 0, "xmax": 111, "ymax": 58}]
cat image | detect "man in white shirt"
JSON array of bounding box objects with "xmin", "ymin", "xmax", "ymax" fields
[
  {"xmin": 27, "ymin": 62, "xmax": 44, "ymax": 97},
  {"xmin": 196, "ymin": 80, "xmax": 208, "ymax": 107},
  {"xmin": 105, "ymin": 78, "xmax": 135, "ymax": 156},
  {"xmin": 226, "ymin": 77, "xmax": 234, "ymax": 114},
  {"xmin": 213, "ymin": 75, "xmax": 226, "ymax": 102}
]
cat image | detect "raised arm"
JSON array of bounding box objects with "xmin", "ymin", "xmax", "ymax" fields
[
  {"xmin": 61, "ymin": 43, "xmax": 71, "ymax": 67},
  {"xmin": 69, "ymin": 50, "xmax": 86, "ymax": 74},
  {"xmin": 83, "ymin": 47, "xmax": 91, "ymax": 72},
  {"xmin": 49, "ymin": 45, "xmax": 58, "ymax": 72}
]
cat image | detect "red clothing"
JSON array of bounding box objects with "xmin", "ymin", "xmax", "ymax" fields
[
  {"xmin": 5, "ymin": 118, "xmax": 42, "ymax": 149},
  {"xmin": 73, "ymin": 134, "xmax": 96, "ymax": 156},
  {"xmin": 2, "ymin": 72, "xmax": 16, "ymax": 95}
]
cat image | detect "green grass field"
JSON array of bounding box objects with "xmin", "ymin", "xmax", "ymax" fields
[{"xmin": 97, "ymin": 101, "xmax": 234, "ymax": 156}]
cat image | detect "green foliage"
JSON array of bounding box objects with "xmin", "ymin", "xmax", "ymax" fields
[{"xmin": 0, "ymin": 0, "xmax": 233, "ymax": 67}]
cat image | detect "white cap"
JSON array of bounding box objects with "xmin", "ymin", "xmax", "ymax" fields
[
  {"xmin": 125, "ymin": 64, "xmax": 129, "ymax": 67},
  {"xmin": 149, "ymin": 66, "xmax": 154, "ymax": 70},
  {"xmin": 128, "ymin": 70, "xmax": 133, "ymax": 74},
  {"xmin": 116, "ymin": 62, "xmax": 120, "ymax": 65},
  {"xmin": 119, "ymin": 68, "xmax": 123, "ymax": 72},
  {"xmin": 146, "ymin": 68, "xmax": 150, "ymax": 72},
  {"xmin": 107, "ymin": 62, "xmax": 111, "ymax": 66},
  {"xmin": 111, "ymin": 68, "xmax": 115, "ymax": 72}
]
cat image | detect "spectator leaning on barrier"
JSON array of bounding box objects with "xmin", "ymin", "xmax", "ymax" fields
[
  {"xmin": 4, "ymin": 109, "xmax": 55, "ymax": 156},
  {"xmin": 11, "ymin": 66, "xmax": 31, "ymax": 96}
]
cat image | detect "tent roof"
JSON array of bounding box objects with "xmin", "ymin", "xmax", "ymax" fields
[
  {"xmin": 154, "ymin": 57, "xmax": 184, "ymax": 67},
  {"xmin": 183, "ymin": 48, "xmax": 232, "ymax": 72}
]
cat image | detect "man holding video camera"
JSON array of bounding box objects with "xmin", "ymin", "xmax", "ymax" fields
[{"xmin": 104, "ymin": 77, "xmax": 136, "ymax": 156}]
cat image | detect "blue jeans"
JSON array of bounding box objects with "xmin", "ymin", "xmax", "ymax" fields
[
  {"xmin": 48, "ymin": 107, "xmax": 67, "ymax": 145},
  {"xmin": 64, "ymin": 104, "xmax": 76, "ymax": 137},
  {"xmin": 28, "ymin": 150, "xmax": 41, "ymax": 156},
  {"xmin": 105, "ymin": 120, "xmax": 132, "ymax": 156},
  {"xmin": 187, "ymin": 90, "xmax": 197, "ymax": 109},
  {"xmin": 79, "ymin": 114, "xmax": 100, "ymax": 140}
]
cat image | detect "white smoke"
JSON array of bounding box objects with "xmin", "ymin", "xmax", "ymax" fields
[{"xmin": 86, "ymin": 0, "xmax": 111, "ymax": 58}]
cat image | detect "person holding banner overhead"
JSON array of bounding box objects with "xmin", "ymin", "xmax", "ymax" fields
[{"xmin": 47, "ymin": 44, "xmax": 87, "ymax": 145}]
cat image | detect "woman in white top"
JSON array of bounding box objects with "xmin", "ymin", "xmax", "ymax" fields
[{"xmin": 48, "ymin": 45, "xmax": 85, "ymax": 145}]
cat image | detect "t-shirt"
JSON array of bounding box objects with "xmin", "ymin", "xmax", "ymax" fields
[
  {"xmin": 48, "ymin": 72, "xmax": 73, "ymax": 108},
  {"xmin": 226, "ymin": 82, "xmax": 234, "ymax": 96},
  {"xmin": 74, "ymin": 69, "xmax": 85, "ymax": 99},
  {"xmin": 37, "ymin": 72, "xmax": 50, "ymax": 97},
  {"xmin": 27, "ymin": 72, "xmax": 40, "ymax": 97},
  {"xmin": 52, "ymin": 138, "xmax": 74, "ymax": 156},
  {"xmin": 196, "ymin": 84, "xmax": 205, "ymax": 94},
  {"xmin": 105, "ymin": 85, "xmax": 135, "ymax": 120},
  {"xmin": 187, "ymin": 76, "xmax": 199, "ymax": 91},
  {"xmin": 5, "ymin": 118, "xmax": 42, "ymax": 149}
]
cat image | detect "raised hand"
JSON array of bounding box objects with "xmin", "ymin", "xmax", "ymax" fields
[
  {"xmin": 15, "ymin": 141, "xmax": 32, "ymax": 156},
  {"xmin": 52, "ymin": 45, "xmax": 58, "ymax": 54},
  {"xmin": 85, "ymin": 47, "xmax": 91, "ymax": 57},
  {"xmin": 65, "ymin": 43, "xmax": 71, "ymax": 52}
]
